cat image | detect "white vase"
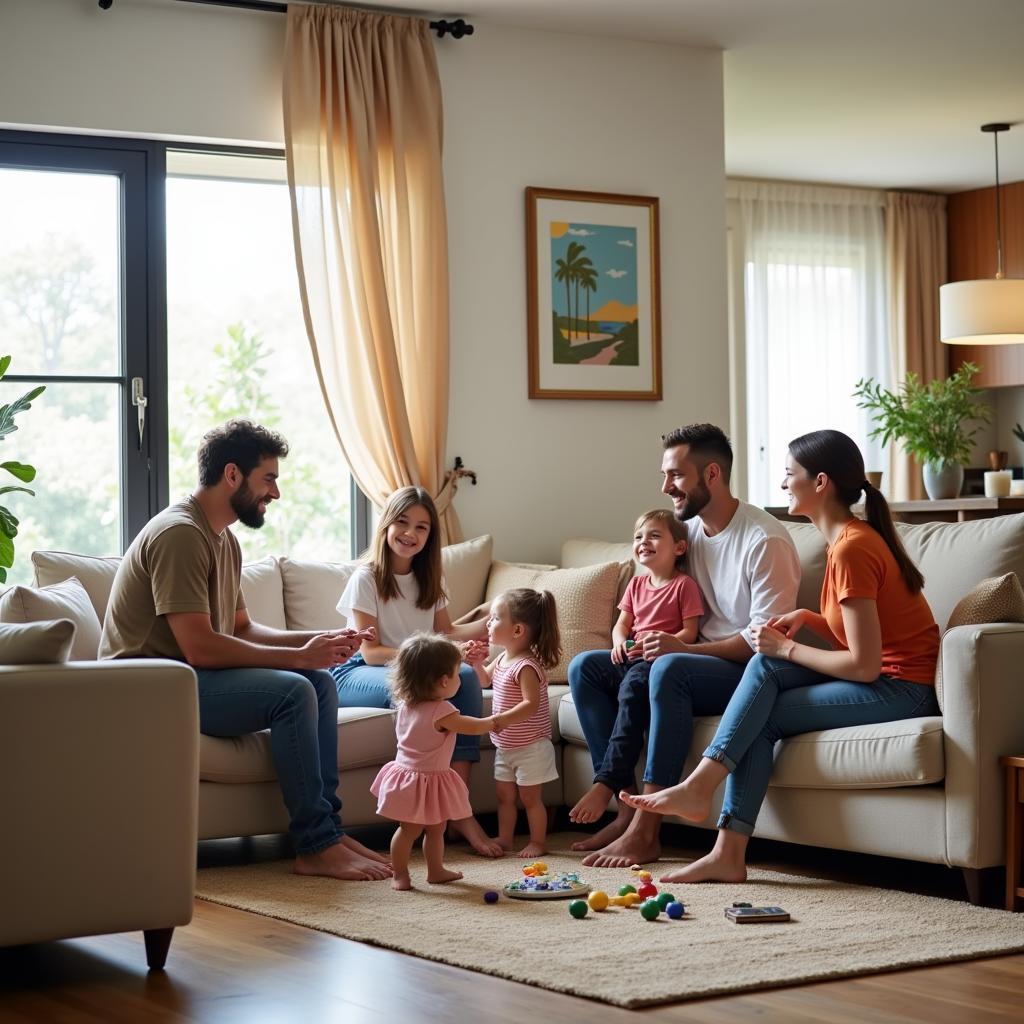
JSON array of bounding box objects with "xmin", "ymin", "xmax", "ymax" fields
[{"xmin": 922, "ymin": 461, "xmax": 964, "ymax": 500}]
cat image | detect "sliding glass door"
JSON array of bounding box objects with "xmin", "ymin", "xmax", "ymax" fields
[{"xmin": 0, "ymin": 135, "xmax": 164, "ymax": 585}]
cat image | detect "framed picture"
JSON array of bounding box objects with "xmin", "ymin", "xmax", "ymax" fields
[{"xmin": 526, "ymin": 186, "xmax": 661, "ymax": 401}]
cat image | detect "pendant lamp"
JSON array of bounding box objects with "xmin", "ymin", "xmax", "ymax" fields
[{"xmin": 940, "ymin": 123, "xmax": 1024, "ymax": 345}]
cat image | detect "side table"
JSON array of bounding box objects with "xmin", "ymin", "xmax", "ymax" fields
[{"xmin": 1002, "ymin": 755, "xmax": 1024, "ymax": 912}]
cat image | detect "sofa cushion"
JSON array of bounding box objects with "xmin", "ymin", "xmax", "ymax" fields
[
  {"xmin": 279, "ymin": 557, "xmax": 356, "ymax": 631},
  {"xmin": 31, "ymin": 550, "xmax": 121, "ymax": 622},
  {"xmin": 199, "ymin": 706, "xmax": 398, "ymax": 783},
  {"xmin": 781, "ymin": 522, "xmax": 828, "ymax": 613},
  {"xmin": 485, "ymin": 560, "xmax": 625, "ymax": 683},
  {"xmin": 0, "ymin": 619, "xmax": 76, "ymax": 664},
  {"xmin": 240, "ymin": 557, "xmax": 287, "ymax": 630},
  {"xmin": 558, "ymin": 692, "xmax": 945, "ymax": 789},
  {"xmin": 443, "ymin": 535, "xmax": 493, "ymax": 620},
  {"xmin": 0, "ymin": 577, "xmax": 102, "ymax": 661},
  {"xmin": 934, "ymin": 572, "xmax": 1024, "ymax": 711},
  {"xmin": 900, "ymin": 514, "xmax": 1024, "ymax": 629}
]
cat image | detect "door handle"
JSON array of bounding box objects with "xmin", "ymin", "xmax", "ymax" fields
[{"xmin": 131, "ymin": 376, "xmax": 148, "ymax": 450}]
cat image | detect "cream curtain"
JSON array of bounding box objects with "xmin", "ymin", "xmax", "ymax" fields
[
  {"xmin": 283, "ymin": 4, "xmax": 463, "ymax": 544},
  {"xmin": 885, "ymin": 192, "xmax": 948, "ymax": 500},
  {"xmin": 727, "ymin": 180, "xmax": 890, "ymax": 507}
]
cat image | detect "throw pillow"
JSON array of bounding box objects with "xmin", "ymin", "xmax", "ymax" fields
[
  {"xmin": 484, "ymin": 560, "xmax": 626, "ymax": 683},
  {"xmin": 441, "ymin": 535, "xmax": 493, "ymax": 621},
  {"xmin": 0, "ymin": 577, "xmax": 102, "ymax": 661},
  {"xmin": 0, "ymin": 619, "xmax": 76, "ymax": 664},
  {"xmin": 30, "ymin": 550, "xmax": 122, "ymax": 622},
  {"xmin": 279, "ymin": 557, "xmax": 359, "ymax": 631},
  {"xmin": 240, "ymin": 557, "xmax": 287, "ymax": 630},
  {"xmin": 560, "ymin": 538, "xmax": 636, "ymax": 603},
  {"xmin": 936, "ymin": 572, "xmax": 1024, "ymax": 711}
]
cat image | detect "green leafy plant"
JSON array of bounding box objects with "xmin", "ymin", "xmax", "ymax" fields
[
  {"xmin": 0, "ymin": 355, "xmax": 45, "ymax": 583},
  {"xmin": 852, "ymin": 362, "xmax": 990, "ymax": 467},
  {"xmin": 1013, "ymin": 422, "xmax": 1024, "ymax": 448}
]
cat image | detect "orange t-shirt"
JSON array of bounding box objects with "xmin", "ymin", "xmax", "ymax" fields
[{"xmin": 820, "ymin": 520, "xmax": 938, "ymax": 685}]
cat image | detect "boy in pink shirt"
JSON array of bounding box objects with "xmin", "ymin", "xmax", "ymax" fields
[{"xmin": 568, "ymin": 509, "xmax": 704, "ymax": 826}]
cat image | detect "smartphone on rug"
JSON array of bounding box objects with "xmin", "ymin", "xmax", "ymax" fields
[{"xmin": 724, "ymin": 906, "xmax": 791, "ymax": 923}]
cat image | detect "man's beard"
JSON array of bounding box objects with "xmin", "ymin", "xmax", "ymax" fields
[
  {"xmin": 230, "ymin": 480, "xmax": 266, "ymax": 529},
  {"xmin": 673, "ymin": 478, "xmax": 710, "ymax": 522}
]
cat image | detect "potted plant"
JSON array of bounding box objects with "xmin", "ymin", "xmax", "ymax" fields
[
  {"xmin": 852, "ymin": 362, "xmax": 990, "ymax": 500},
  {"xmin": 0, "ymin": 355, "xmax": 45, "ymax": 583}
]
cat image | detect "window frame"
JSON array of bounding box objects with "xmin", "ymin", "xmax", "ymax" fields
[{"xmin": 0, "ymin": 128, "xmax": 367, "ymax": 558}]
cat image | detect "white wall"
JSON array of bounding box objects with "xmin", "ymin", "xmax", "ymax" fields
[
  {"xmin": 441, "ymin": 29, "xmax": 726, "ymax": 562},
  {"xmin": 1, "ymin": 0, "xmax": 728, "ymax": 564}
]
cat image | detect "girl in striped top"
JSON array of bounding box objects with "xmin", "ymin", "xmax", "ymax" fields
[{"xmin": 474, "ymin": 588, "xmax": 562, "ymax": 857}]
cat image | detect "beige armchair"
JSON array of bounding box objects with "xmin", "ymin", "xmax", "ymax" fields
[{"xmin": 0, "ymin": 659, "xmax": 199, "ymax": 969}]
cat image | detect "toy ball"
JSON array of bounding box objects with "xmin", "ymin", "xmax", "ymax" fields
[
  {"xmin": 640, "ymin": 899, "xmax": 661, "ymax": 921},
  {"xmin": 483, "ymin": 890, "xmax": 500, "ymax": 904},
  {"xmin": 531, "ymin": 861, "xmax": 548, "ymax": 874},
  {"xmin": 618, "ymin": 884, "xmax": 637, "ymax": 897},
  {"xmin": 666, "ymin": 901, "xmax": 686, "ymax": 919},
  {"xmin": 637, "ymin": 881, "xmax": 658, "ymax": 900},
  {"xmin": 656, "ymin": 892, "xmax": 676, "ymax": 911},
  {"xmin": 569, "ymin": 899, "xmax": 589, "ymax": 919},
  {"xmin": 587, "ymin": 890, "xmax": 610, "ymax": 912}
]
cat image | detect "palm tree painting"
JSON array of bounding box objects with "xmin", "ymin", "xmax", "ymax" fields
[{"xmin": 549, "ymin": 221, "xmax": 639, "ymax": 366}]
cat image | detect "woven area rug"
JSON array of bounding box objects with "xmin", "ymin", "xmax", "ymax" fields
[{"xmin": 195, "ymin": 835, "xmax": 1024, "ymax": 1008}]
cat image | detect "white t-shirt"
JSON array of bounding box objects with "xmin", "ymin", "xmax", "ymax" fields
[
  {"xmin": 687, "ymin": 501, "xmax": 801, "ymax": 648},
  {"xmin": 337, "ymin": 564, "xmax": 447, "ymax": 649}
]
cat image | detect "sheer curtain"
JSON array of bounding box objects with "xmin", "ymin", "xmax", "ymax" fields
[
  {"xmin": 283, "ymin": 5, "xmax": 464, "ymax": 543},
  {"xmin": 727, "ymin": 180, "xmax": 891, "ymax": 506}
]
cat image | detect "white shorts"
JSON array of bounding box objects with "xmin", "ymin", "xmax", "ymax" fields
[{"xmin": 493, "ymin": 738, "xmax": 559, "ymax": 787}]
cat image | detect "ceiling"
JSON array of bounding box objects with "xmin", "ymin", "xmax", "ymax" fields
[{"xmin": 367, "ymin": 0, "xmax": 1024, "ymax": 194}]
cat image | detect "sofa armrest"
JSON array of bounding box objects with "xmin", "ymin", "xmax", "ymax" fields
[
  {"xmin": 0, "ymin": 660, "xmax": 199, "ymax": 947},
  {"xmin": 939, "ymin": 623, "xmax": 1024, "ymax": 869}
]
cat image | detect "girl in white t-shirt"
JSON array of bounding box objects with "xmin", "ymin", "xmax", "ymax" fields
[
  {"xmin": 473, "ymin": 588, "xmax": 562, "ymax": 857},
  {"xmin": 333, "ymin": 486, "xmax": 499, "ymax": 857}
]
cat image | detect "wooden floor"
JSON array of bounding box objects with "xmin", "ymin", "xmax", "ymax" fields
[{"xmin": 3, "ymin": 824, "xmax": 1023, "ymax": 1023}]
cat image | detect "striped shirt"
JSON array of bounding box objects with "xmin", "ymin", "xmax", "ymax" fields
[{"xmin": 489, "ymin": 653, "xmax": 550, "ymax": 749}]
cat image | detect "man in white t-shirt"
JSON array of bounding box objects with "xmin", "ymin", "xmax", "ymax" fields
[{"xmin": 569, "ymin": 423, "xmax": 801, "ymax": 868}]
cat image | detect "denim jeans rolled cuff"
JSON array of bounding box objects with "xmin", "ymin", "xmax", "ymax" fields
[
  {"xmin": 702, "ymin": 744, "xmax": 739, "ymax": 773},
  {"xmin": 593, "ymin": 767, "xmax": 636, "ymax": 792},
  {"xmin": 716, "ymin": 810, "xmax": 756, "ymax": 836}
]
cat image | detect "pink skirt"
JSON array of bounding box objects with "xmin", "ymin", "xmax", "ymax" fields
[{"xmin": 371, "ymin": 761, "xmax": 473, "ymax": 826}]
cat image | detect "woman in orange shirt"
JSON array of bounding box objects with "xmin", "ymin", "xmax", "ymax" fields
[{"xmin": 620, "ymin": 429, "xmax": 940, "ymax": 883}]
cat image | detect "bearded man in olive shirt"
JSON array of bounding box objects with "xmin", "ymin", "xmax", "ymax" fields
[{"xmin": 101, "ymin": 419, "xmax": 391, "ymax": 881}]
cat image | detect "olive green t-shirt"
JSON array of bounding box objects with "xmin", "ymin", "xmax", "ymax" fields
[{"xmin": 99, "ymin": 496, "xmax": 245, "ymax": 662}]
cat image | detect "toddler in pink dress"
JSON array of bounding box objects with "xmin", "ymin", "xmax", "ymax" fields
[{"xmin": 372, "ymin": 632, "xmax": 499, "ymax": 890}]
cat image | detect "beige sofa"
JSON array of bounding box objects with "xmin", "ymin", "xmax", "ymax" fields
[{"xmin": 4, "ymin": 515, "xmax": 1024, "ymax": 907}]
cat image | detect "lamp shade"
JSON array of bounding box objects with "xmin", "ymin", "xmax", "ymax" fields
[{"xmin": 940, "ymin": 278, "xmax": 1024, "ymax": 345}]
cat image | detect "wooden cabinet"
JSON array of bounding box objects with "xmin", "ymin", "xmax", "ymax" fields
[{"xmin": 948, "ymin": 180, "xmax": 1024, "ymax": 387}]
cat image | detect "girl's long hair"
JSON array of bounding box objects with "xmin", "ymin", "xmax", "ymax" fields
[
  {"xmin": 369, "ymin": 486, "xmax": 445, "ymax": 610},
  {"xmin": 501, "ymin": 588, "xmax": 562, "ymax": 670},
  {"xmin": 789, "ymin": 429, "xmax": 924, "ymax": 594}
]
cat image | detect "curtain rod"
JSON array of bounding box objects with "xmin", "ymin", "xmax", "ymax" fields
[{"xmin": 96, "ymin": 1, "xmax": 475, "ymax": 39}]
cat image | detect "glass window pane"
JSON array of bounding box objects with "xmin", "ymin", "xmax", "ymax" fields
[
  {"xmin": 0, "ymin": 381, "xmax": 121, "ymax": 587},
  {"xmin": 0, "ymin": 168, "xmax": 120, "ymax": 376},
  {"xmin": 166, "ymin": 155, "xmax": 351, "ymax": 562}
]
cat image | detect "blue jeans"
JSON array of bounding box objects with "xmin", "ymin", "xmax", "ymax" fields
[
  {"xmin": 568, "ymin": 650, "xmax": 745, "ymax": 789},
  {"xmin": 706, "ymin": 654, "xmax": 941, "ymax": 835},
  {"xmin": 196, "ymin": 667, "xmax": 343, "ymax": 855},
  {"xmin": 331, "ymin": 655, "xmax": 482, "ymax": 763}
]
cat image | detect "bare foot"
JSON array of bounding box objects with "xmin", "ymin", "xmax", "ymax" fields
[
  {"xmin": 341, "ymin": 833, "xmax": 391, "ymax": 864},
  {"xmin": 391, "ymin": 872, "xmax": 413, "ymax": 891},
  {"xmin": 448, "ymin": 817, "xmax": 505, "ymax": 858},
  {"xmin": 571, "ymin": 804, "xmax": 634, "ymax": 852},
  {"xmin": 581, "ymin": 828, "xmax": 661, "ymax": 869},
  {"xmin": 294, "ymin": 841, "xmax": 393, "ymax": 881},
  {"xmin": 496, "ymin": 836, "xmax": 515, "ymax": 852},
  {"xmin": 517, "ymin": 841, "xmax": 547, "ymax": 859},
  {"xmin": 569, "ymin": 782, "xmax": 614, "ymax": 824},
  {"xmin": 618, "ymin": 784, "xmax": 711, "ymax": 824},
  {"xmin": 427, "ymin": 868, "xmax": 464, "ymax": 884},
  {"xmin": 659, "ymin": 851, "xmax": 747, "ymax": 884}
]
